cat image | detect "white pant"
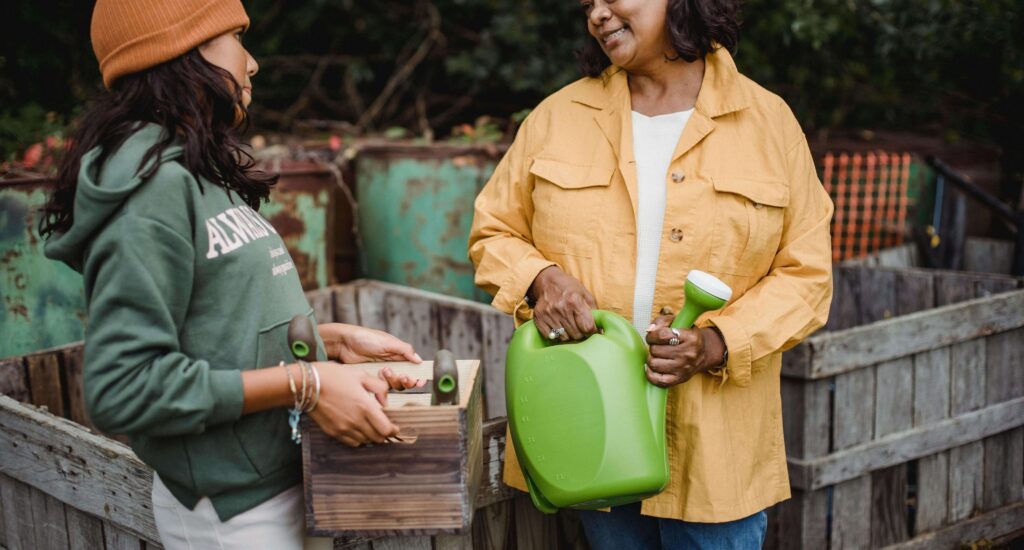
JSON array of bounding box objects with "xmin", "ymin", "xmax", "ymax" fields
[{"xmin": 152, "ymin": 474, "xmax": 333, "ymax": 550}]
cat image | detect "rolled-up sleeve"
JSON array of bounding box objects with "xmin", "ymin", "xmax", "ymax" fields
[
  {"xmin": 469, "ymin": 116, "xmax": 557, "ymax": 322},
  {"xmin": 703, "ymin": 112, "xmax": 834, "ymax": 387}
]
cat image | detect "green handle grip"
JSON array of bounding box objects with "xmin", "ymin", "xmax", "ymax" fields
[
  {"xmin": 287, "ymin": 315, "xmax": 316, "ymax": 361},
  {"xmin": 669, "ymin": 271, "xmax": 733, "ymax": 330},
  {"xmin": 432, "ymin": 349, "xmax": 459, "ymax": 406}
]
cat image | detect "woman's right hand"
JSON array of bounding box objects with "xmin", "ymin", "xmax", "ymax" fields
[
  {"xmin": 307, "ymin": 362, "xmax": 399, "ymax": 447},
  {"xmin": 529, "ymin": 266, "xmax": 599, "ymax": 341}
]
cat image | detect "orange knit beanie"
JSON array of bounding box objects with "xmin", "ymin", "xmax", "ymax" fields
[{"xmin": 91, "ymin": 0, "xmax": 250, "ymax": 89}]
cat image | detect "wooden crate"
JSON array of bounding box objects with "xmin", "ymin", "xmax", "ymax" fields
[
  {"xmin": 767, "ymin": 265, "xmax": 1024, "ymax": 549},
  {"xmin": 302, "ymin": 360, "xmax": 484, "ymax": 536}
]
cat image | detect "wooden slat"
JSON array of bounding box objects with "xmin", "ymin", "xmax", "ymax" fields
[
  {"xmin": 985, "ymin": 327, "xmax": 1024, "ymax": 406},
  {"xmin": 782, "ymin": 290, "xmax": 1024, "ymax": 380},
  {"xmin": 831, "ymin": 475, "xmax": 872, "ymax": 550},
  {"xmin": 355, "ymin": 284, "xmax": 387, "ymax": 330},
  {"xmin": 66, "ymin": 506, "xmax": 105, "ymax": 550},
  {"xmin": 0, "ymin": 474, "xmax": 37, "ymax": 550},
  {"xmin": 871, "ymin": 465, "xmax": 910, "ymax": 547},
  {"xmin": 308, "ymin": 287, "xmax": 336, "ymax": 324},
  {"xmin": 438, "ymin": 306, "xmax": 484, "ymax": 362},
  {"xmin": 333, "ymin": 284, "xmax": 360, "ymax": 324},
  {"xmin": 25, "ymin": 353, "xmax": 65, "ymax": 417},
  {"xmin": 512, "ymin": 494, "xmax": 558, "ymax": 549},
  {"xmin": 0, "ymin": 395, "xmax": 159, "ymax": 542},
  {"xmin": 947, "ymin": 441, "xmax": 984, "ymax": 523},
  {"xmin": 384, "ymin": 293, "xmax": 439, "ymax": 360},
  {"xmin": 776, "ymin": 489, "xmax": 828, "ymax": 550},
  {"xmin": 858, "ymin": 267, "xmax": 897, "ymax": 324},
  {"xmin": 894, "ymin": 269, "xmax": 935, "ymax": 316},
  {"xmin": 30, "ymin": 486, "xmax": 69, "ymax": 550},
  {"xmin": 788, "ymin": 396, "xmax": 1024, "ymax": 490},
  {"xmin": 950, "ymin": 339, "xmax": 986, "ymax": 415},
  {"xmin": 933, "ymin": 271, "xmax": 978, "ymax": 307},
  {"xmin": 434, "ymin": 533, "xmax": 474, "ymax": 550},
  {"xmin": 475, "ymin": 419, "xmax": 516, "ymax": 509},
  {"xmin": 825, "ymin": 267, "xmax": 860, "ymax": 331},
  {"xmin": 983, "ymin": 428, "xmax": 1024, "ymax": 511},
  {"xmin": 913, "ymin": 348, "xmax": 950, "ymax": 427},
  {"xmin": 471, "ymin": 499, "xmax": 512, "ymax": 550},
  {"xmin": 102, "ymin": 524, "xmax": 141, "ymax": 550},
  {"xmin": 480, "ymin": 313, "xmax": 513, "ymax": 420},
  {"xmin": 914, "ymin": 452, "xmax": 949, "ymax": 534},
  {"xmin": 885, "ymin": 501, "xmax": 1024, "ymax": 550},
  {"xmin": 60, "ymin": 345, "xmax": 93, "ymax": 430},
  {"xmin": 370, "ymin": 537, "xmax": 431, "ymax": 550},
  {"xmin": 0, "ymin": 358, "xmax": 29, "ymax": 403}
]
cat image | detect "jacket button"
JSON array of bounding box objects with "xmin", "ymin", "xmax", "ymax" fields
[
  {"xmin": 669, "ymin": 228, "xmax": 683, "ymax": 242},
  {"xmin": 671, "ymin": 172, "xmax": 685, "ymax": 183},
  {"xmin": 660, "ymin": 306, "xmax": 675, "ymax": 316},
  {"xmin": 753, "ymin": 202, "xmax": 763, "ymax": 209}
]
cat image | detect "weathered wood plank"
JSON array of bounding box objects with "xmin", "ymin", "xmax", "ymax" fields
[
  {"xmin": 825, "ymin": 267, "xmax": 860, "ymax": 331},
  {"xmin": 933, "ymin": 271, "xmax": 977, "ymax": 307},
  {"xmin": 781, "ymin": 378, "xmax": 830, "ymax": 460},
  {"xmin": 25, "ymin": 353, "xmax": 65, "ymax": 417},
  {"xmin": 433, "ymin": 533, "xmax": 474, "ymax": 550},
  {"xmin": 480, "ymin": 313, "xmax": 513, "ymax": 420},
  {"xmin": 0, "ymin": 395, "xmax": 159, "ymax": 542},
  {"xmin": 0, "ymin": 358, "xmax": 29, "ymax": 403},
  {"xmin": 885, "ymin": 501, "xmax": 1024, "ymax": 550},
  {"xmin": 875, "ymin": 358, "xmax": 914, "ymax": 438},
  {"xmin": 871, "ymin": 465, "xmax": 910, "ymax": 546},
  {"xmin": 833, "ymin": 368, "xmax": 875, "ymax": 451},
  {"xmin": 985, "ymin": 327, "xmax": 1024, "ymax": 406},
  {"xmin": 962, "ymin": 237, "xmax": 1015, "ymax": 276},
  {"xmin": 308, "ymin": 287, "xmax": 336, "ymax": 324},
  {"xmin": 788, "ymin": 396, "xmax": 1024, "ymax": 490},
  {"xmin": 471, "ymin": 499, "xmax": 512, "ymax": 550},
  {"xmin": 0, "ymin": 474, "xmax": 37, "ymax": 550},
  {"xmin": 913, "ymin": 347, "xmax": 950, "ymax": 427},
  {"xmin": 66, "ymin": 506, "xmax": 105, "ymax": 550},
  {"xmin": 983, "ymin": 427, "xmax": 1024, "ymax": 511},
  {"xmin": 383, "ymin": 292, "xmax": 439, "ymax": 360},
  {"xmin": 475, "ymin": 419, "xmax": 516, "ymax": 509},
  {"xmin": 61, "ymin": 346, "xmax": 92, "ymax": 430},
  {"xmin": 333, "ymin": 284, "xmax": 360, "ymax": 324},
  {"xmin": 831, "ymin": 475, "xmax": 872, "ymax": 550},
  {"xmin": 355, "ymin": 284, "xmax": 387, "ymax": 330},
  {"xmin": 512, "ymin": 494, "xmax": 558, "ymax": 550},
  {"xmin": 776, "ymin": 489, "xmax": 828, "ymax": 550},
  {"xmin": 947, "ymin": 441, "xmax": 984, "ymax": 523},
  {"xmin": 370, "ymin": 537, "xmax": 431, "ymax": 550},
  {"xmin": 783, "ymin": 290, "xmax": 1024, "ymax": 380},
  {"xmin": 858, "ymin": 268, "xmax": 897, "ymax": 324},
  {"xmin": 950, "ymin": 339, "xmax": 986, "ymax": 416},
  {"xmin": 30, "ymin": 486, "xmax": 68, "ymax": 550},
  {"xmin": 914, "ymin": 452, "xmax": 949, "ymax": 534},
  {"xmin": 102, "ymin": 523, "xmax": 141, "ymax": 550},
  {"xmin": 894, "ymin": 269, "xmax": 935, "ymax": 316},
  {"xmin": 438, "ymin": 306, "xmax": 484, "ymax": 363}
]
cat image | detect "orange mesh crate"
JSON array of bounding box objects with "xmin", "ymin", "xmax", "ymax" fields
[{"xmin": 821, "ymin": 152, "xmax": 912, "ymax": 262}]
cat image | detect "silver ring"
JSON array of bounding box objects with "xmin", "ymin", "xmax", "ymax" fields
[
  {"xmin": 548, "ymin": 327, "xmax": 566, "ymax": 340},
  {"xmin": 669, "ymin": 337, "xmax": 681, "ymax": 346}
]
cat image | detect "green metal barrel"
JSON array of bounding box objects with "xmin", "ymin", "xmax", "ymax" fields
[{"xmin": 354, "ymin": 144, "xmax": 504, "ymax": 303}]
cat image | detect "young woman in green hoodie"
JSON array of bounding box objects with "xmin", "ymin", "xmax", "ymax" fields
[{"xmin": 40, "ymin": 1, "xmax": 422, "ymax": 548}]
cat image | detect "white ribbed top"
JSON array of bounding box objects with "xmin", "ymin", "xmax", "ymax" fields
[{"xmin": 631, "ymin": 109, "xmax": 692, "ymax": 334}]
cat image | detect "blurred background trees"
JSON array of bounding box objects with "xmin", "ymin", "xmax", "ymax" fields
[{"xmin": 2, "ymin": 0, "xmax": 1021, "ymax": 164}]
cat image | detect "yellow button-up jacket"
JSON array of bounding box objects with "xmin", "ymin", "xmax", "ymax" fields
[{"xmin": 468, "ymin": 47, "xmax": 833, "ymax": 522}]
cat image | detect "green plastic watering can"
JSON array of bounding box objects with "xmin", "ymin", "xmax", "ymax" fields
[{"xmin": 505, "ymin": 270, "xmax": 733, "ymax": 513}]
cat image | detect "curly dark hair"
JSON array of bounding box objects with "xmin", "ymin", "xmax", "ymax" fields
[
  {"xmin": 40, "ymin": 49, "xmax": 276, "ymax": 238},
  {"xmin": 577, "ymin": 0, "xmax": 742, "ymax": 78}
]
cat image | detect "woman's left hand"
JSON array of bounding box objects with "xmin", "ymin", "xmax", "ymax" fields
[
  {"xmin": 644, "ymin": 315, "xmax": 726, "ymax": 387},
  {"xmin": 319, "ymin": 323, "xmax": 423, "ymax": 364}
]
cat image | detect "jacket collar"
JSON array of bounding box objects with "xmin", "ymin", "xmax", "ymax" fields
[{"xmin": 569, "ymin": 46, "xmax": 751, "ymax": 118}]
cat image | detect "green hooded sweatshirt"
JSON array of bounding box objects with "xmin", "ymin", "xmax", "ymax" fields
[{"xmin": 45, "ymin": 123, "xmax": 324, "ymax": 521}]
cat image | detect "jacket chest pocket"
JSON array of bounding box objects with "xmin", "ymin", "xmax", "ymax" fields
[
  {"xmin": 708, "ymin": 177, "xmax": 789, "ymax": 277},
  {"xmin": 529, "ymin": 158, "xmax": 616, "ymax": 259}
]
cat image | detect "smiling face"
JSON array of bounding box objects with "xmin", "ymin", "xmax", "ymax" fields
[
  {"xmin": 581, "ymin": 0, "xmax": 671, "ymax": 72},
  {"xmin": 198, "ymin": 28, "xmax": 258, "ymax": 108}
]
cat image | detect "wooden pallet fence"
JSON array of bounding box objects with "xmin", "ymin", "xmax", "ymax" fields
[{"xmin": 768, "ymin": 266, "xmax": 1024, "ymax": 550}]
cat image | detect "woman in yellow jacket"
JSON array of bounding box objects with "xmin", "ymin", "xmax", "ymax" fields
[{"xmin": 469, "ymin": 0, "xmax": 833, "ymax": 548}]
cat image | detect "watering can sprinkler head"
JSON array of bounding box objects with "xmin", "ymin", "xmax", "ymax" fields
[{"xmin": 670, "ymin": 270, "xmax": 733, "ymax": 330}]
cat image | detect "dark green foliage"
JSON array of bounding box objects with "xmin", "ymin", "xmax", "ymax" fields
[{"xmin": 1, "ymin": 0, "xmax": 1021, "ymax": 157}]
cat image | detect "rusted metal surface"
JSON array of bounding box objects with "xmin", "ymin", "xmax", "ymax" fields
[
  {"xmin": 353, "ymin": 144, "xmax": 505, "ymax": 303},
  {"xmin": 0, "ymin": 177, "xmax": 86, "ymax": 359},
  {"xmin": 259, "ymin": 159, "xmax": 338, "ymax": 291},
  {"xmin": 0, "ymin": 163, "xmax": 338, "ymax": 359}
]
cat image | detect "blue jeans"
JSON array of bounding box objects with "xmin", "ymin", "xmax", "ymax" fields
[{"xmin": 579, "ymin": 502, "xmax": 767, "ymax": 550}]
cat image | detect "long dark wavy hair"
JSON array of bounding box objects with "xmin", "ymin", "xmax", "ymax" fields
[
  {"xmin": 578, "ymin": 0, "xmax": 741, "ymax": 78},
  {"xmin": 39, "ymin": 49, "xmax": 276, "ymax": 238}
]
